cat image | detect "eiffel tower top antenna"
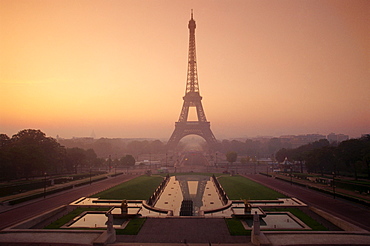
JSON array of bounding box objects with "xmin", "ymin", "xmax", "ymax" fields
[{"xmin": 186, "ymin": 9, "xmax": 199, "ymax": 94}]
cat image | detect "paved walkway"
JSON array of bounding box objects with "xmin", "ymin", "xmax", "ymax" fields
[
  {"xmin": 271, "ymin": 173, "xmax": 370, "ymax": 203},
  {"xmin": 244, "ymin": 174, "xmax": 370, "ymax": 231},
  {"xmin": 0, "ymin": 173, "xmax": 109, "ymax": 204},
  {"xmin": 0, "ymin": 174, "xmax": 139, "ymax": 230}
]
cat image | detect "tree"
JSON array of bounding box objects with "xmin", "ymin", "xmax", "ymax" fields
[
  {"xmin": 120, "ymin": 155, "xmax": 136, "ymax": 167},
  {"xmin": 360, "ymin": 135, "xmax": 370, "ymax": 179},
  {"xmin": 240, "ymin": 157, "xmax": 248, "ymax": 165},
  {"xmin": 9, "ymin": 129, "xmax": 65, "ymax": 178},
  {"xmin": 226, "ymin": 151, "xmax": 238, "ymax": 165},
  {"xmin": 306, "ymin": 146, "xmax": 336, "ymax": 176},
  {"xmin": 0, "ymin": 134, "xmax": 14, "ymax": 180},
  {"xmin": 85, "ymin": 149, "xmax": 98, "ymax": 167},
  {"xmin": 268, "ymin": 138, "xmax": 283, "ymax": 155},
  {"xmin": 66, "ymin": 147, "xmax": 86, "ymax": 174},
  {"xmin": 0, "ymin": 134, "xmax": 10, "ymax": 148},
  {"xmin": 275, "ymin": 148, "xmax": 292, "ymax": 163},
  {"xmin": 338, "ymin": 139, "xmax": 363, "ymax": 180},
  {"xmin": 149, "ymin": 140, "xmax": 165, "ymax": 153}
]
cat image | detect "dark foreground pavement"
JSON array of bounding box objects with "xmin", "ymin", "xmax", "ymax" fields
[{"xmin": 117, "ymin": 218, "xmax": 248, "ymax": 244}]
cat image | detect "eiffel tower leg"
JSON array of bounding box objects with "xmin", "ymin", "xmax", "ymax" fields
[
  {"xmin": 167, "ymin": 122, "xmax": 217, "ymax": 150},
  {"xmin": 201, "ymin": 127, "xmax": 218, "ymax": 149},
  {"xmin": 167, "ymin": 126, "xmax": 184, "ymax": 150}
]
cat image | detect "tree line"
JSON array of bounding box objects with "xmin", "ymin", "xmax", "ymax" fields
[
  {"xmin": 59, "ymin": 136, "xmax": 292, "ymax": 159},
  {"xmin": 275, "ymin": 135, "xmax": 370, "ymax": 179},
  {"xmin": 58, "ymin": 137, "xmax": 167, "ymax": 158},
  {"xmin": 0, "ymin": 129, "xmax": 137, "ymax": 181},
  {"xmin": 2, "ymin": 129, "xmax": 368, "ymax": 181}
]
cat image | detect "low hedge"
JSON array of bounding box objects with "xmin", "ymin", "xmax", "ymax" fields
[
  {"xmin": 8, "ymin": 175, "xmax": 108, "ymax": 205},
  {"xmin": 8, "ymin": 185, "xmax": 73, "ymax": 205},
  {"xmin": 74, "ymin": 176, "xmax": 108, "ymax": 187},
  {"xmin": 110, "ymin": 172, "xmax": 123, "ymax": 178},
  {"xmin": 0, "ymin": 180, "xmax": 52, "ymax": 197}
]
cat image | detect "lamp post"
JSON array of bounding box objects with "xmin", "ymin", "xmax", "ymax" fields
[
  {"xmin": 332, "ymin": 172, "xmax": 336, "ymax": 199},
  {"xmin": 290, "ymin": 163, "xmax": 293, "ymax": 186},
  {"xmin": 108, "ymin": 155, "xmax": 111, "ymax": 172},
  {"xmin": 254, "ymin": 157, "xmax": 257, "ymax": 174},
  {"xmin": 43, "ymin": 172, "xmax": 47, "ymax": 198}
]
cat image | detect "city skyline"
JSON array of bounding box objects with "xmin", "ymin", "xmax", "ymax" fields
[{"xmin": 1, "ymin": 0, "xmax": 369, "ymax": 140}]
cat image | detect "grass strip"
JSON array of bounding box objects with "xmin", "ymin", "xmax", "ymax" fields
[
  {"xmin": 225, "ymin": 218, "xmax": 251, "ymax": 236},
  {"xmin": 90, "ymin": 175, "xmax": 164, "ymax": 200},
  {"xmin": 116, "ymin": 218, "xmax": 146, "ymax": 235},
  {"xmin": 218, "ymin": 175, "xmax": 287, "ymax": 200}
]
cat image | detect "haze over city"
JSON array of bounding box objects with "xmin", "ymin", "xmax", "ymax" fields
[{"xmin": 1, "ymin": 0, "xmax": 369, "ymax": 139}]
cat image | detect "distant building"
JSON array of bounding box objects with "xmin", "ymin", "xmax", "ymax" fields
[
  {"xmin": 279, "ymin": 134, "xmax": 326, "ymax": 148},
  {"xmin": 327, "ymin": 133, "xmax": 349, "ymax": 144}
]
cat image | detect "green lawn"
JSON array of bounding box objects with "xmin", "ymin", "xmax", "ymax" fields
[
  {"xmin": 116, "ymin": 218, "xmax": 146, "ymax": 235},
  {"xmin": 90, "ymin": 175, "xmax": 164, "ymax": 200},
  {"xmin": 225, "ymin": 218, "xmax": 251, "ymax": 236},
  {"xmin": 218, "ymin": 175, "xmax": 287, "ymax": 200}
]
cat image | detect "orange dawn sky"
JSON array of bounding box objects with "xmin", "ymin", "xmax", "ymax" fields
[{"xmin": 1, "ymin": 0, "xmax": 369, "ymax": 140}]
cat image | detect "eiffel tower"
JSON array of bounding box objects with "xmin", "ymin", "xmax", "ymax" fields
[{"xmin": 167, "ymin": 11, "xmax": 217, "ymax": 150}]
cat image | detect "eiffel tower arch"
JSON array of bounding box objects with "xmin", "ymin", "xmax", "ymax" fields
[{"xmin": 167, "ymin": 11, "xmax": 217, "ymax": 150}]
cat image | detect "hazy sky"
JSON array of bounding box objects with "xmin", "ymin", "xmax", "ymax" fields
[{"xmin": 1, "ymin": 0, "xmax": 369, "ymax": 140}]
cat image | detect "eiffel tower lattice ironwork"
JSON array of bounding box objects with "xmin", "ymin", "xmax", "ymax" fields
[{"xmin": 167, "ymin": 11, "xmax": 217, "ymax": 150}]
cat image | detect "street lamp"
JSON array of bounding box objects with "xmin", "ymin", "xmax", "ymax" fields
[
  {"xmin": 108, "ymin": 155, "xmax": 111, "ymax": 172},
  {"xmin": 290, "ymin": 164, "xmax": 293, "ymax": 185},
  {"xmin": 332, "ymin": 172, "xmax": 336, "ymax": 199},
  {"xmin": 254, "ymin": 157, "xmax": 257, "ymax": 174},
  {"xmin": 43, "ymin": 172, "xmax": 47, "ymax": 198}
]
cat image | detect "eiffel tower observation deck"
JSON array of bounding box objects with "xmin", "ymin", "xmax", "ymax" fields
[{"xmin": 167, "ymin": 11, "xmax": 217, "ymax": 150}]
